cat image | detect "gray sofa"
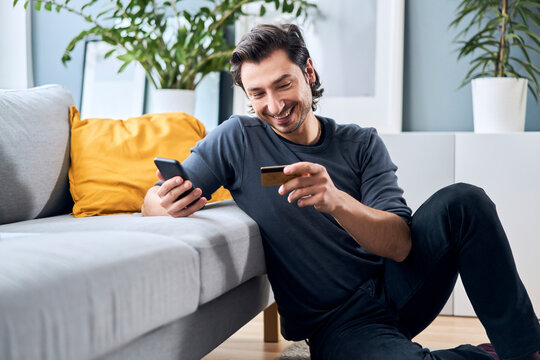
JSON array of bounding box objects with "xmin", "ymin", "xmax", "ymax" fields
[{"xmin": 0, "ymin": 85, "xmax": 273, "ymax": 360}]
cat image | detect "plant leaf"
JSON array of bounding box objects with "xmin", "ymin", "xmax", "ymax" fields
[
  {"xmin": 104, "ymin": 48, "xmax": 116, "ymax": 59},
  {"xmin": 117, "ymin": 60, "xmax": 132, "ymax": 73}
]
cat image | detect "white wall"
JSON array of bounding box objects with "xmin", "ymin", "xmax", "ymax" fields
[{"xmin": 0, "ymin": 2, "xmax": 33, "ymax": 88}]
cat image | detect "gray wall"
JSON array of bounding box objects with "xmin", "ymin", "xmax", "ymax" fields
[
  {"xmin": 31, "ymin": 6, "xmax": 86, "ymax": 109},
  {"xmin": 31, "ymin": 0, "xmax": 219, "ymax": 130},
  {"xmin": 31, "ymin": 0, "xmax": 540, "ymax": 131},
  {"xmin": 403, "ymin": 0, "xmax": 540, "ymax": 131}
]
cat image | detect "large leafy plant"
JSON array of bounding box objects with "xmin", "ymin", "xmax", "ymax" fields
[
  {"xmin": 450, "ymin": 0, "xmax": 540, "ymax": 100},
  {"xmin": 14, "ymin": 0, "xmax": 316, "ymax": 90}
]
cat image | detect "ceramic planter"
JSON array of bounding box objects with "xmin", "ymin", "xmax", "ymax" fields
[
  {"xmin": 471, "ymin": 77, "xmax": 528, "ymax": 133},
  {"xmin": 145, "ymin": 87, "xmax": 196, "ymax": 115}
]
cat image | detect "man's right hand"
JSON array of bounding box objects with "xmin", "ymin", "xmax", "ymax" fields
[{"xmin": 141, "ymin": 170, "xmax": 207, "ymax": 217}]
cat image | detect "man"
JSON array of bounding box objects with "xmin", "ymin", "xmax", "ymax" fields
[{"xmin": 142, "ymin": 24, "xmax": 540, "ymax": 359}]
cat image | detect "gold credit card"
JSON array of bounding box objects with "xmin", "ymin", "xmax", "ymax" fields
[{"xmin": 260, "ymin": 165, "xmax": 299, "ymax": 186}]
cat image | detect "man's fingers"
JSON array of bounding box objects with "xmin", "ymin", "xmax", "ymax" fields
[
  {"xmin": 279, "ymin": 161, "xmax": 336, "ymax": 212},
  {"xmin": 157, "ymin": 177, "xmax": 181, "ymax": 197},
  {"xmin": 159, "ymin": 181, "xmax": 193, "ymax": 207},
  {"xmin": 157, "ymin": 177, "xmax": 187, "ymax": 198},
  {"xmin": 287, "ymin": 185, "xmax": 319, "ymax": 204},
  {"xmin": 169, "ymin": 196, "xmax": 207, "ymax": 218},
  {"xmin": 161, "ymin": 181, "xmax": 198, "ymax": 210},
  {"xmin": 284, "ymin": 162, "xmax": 322, "ymax": 176},
  {"xmin": 279, "ymin": 175, "xmax": 321, "ymax": 196},
  {"xmin": 296, "ymin": 194, "xmax": 319, "ymax": 208}
]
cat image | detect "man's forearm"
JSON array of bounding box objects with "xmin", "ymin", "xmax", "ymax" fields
[
  {"xmin": 141, "ymin": 186, "xmax": 168, "ymax": 216},
  {"xmin": 330, "ymin": 190, "xmax": 411, "ymax": 262}
]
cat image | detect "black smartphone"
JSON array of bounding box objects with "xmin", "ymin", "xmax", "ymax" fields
[{"xmin": 153, "ymin": 157, "xmax": 196, "ymax": 200}]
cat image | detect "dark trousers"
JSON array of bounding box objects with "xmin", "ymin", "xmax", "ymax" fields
[{"xmin": 308, "ymin": 183, "xmax": 540, "ymax": 360}]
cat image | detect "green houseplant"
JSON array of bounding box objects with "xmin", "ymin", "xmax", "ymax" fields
[
  {"xmin": 450, "ymin": 0, "xmax": 540, "ymax": 132},
  {"xmin": 13, "ymin": 0, "xmax": 316, "ymax": 91}
]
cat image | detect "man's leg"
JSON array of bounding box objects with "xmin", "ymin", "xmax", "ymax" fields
[
  {"xmin": 307, "ymin": 270, "xmax": 493, "ymax": 360},
  {"xmin": 309, "ymin": 321, "xmax": 495, "ymax": 360},
  {"xmin": 384, "ymin": 183, "xmax": 540, "ymax": 359}
]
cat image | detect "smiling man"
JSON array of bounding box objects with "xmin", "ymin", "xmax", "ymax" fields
[
  {"xmin": 242, "ymin": 49, "xmax": 319, "ymax": 144},
  {"xmin": 142, "ymin": 24, "xmax": 540, "ymax": 360}
]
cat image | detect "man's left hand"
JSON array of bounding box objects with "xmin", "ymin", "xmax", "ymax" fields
[{"xmin": 278, "ymin": 161, "xmax": 343, "ymax": 213}]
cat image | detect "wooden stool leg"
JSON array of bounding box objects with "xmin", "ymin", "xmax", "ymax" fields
[{"xmin": 263, "ymin": 302, "xmax": 280, "ymax": 343}]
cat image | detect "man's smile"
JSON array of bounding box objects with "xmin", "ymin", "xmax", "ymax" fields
[{"xmin": 266, "ymin": 104, "xmax": 295, "ymax": 123}]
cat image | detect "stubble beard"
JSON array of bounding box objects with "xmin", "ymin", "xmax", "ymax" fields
[
  {"xmin": 263, "ymin": 97, "xmax": 312, "ymax": 136},
  {"xmin": 273, "ymin": 104, "xmax": 304, "ymax": 135}
]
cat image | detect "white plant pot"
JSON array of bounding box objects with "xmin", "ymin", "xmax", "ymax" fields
[
  {"xmin": 471, "ymin": 77, "xmax": 528, "ymax": 133},
  {"xmin": 145, "ymin": 87, "xmax": 196, "ymax": 115}
]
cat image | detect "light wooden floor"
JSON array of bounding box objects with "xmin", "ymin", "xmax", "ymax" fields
[{"xmin": 203, "ymin": 313, "xmax": 490, "ymax": 360}]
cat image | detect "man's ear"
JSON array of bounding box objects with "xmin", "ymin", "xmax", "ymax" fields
[{"xmin": 304, "ymin": 58, "xmax": 316, "ymax": 84}]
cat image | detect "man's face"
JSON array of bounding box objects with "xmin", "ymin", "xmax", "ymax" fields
[{"xmin": 241, "ymin": 49, "xmax": 316, "ymax": 139}]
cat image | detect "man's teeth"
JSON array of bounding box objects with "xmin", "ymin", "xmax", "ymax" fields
[{"xmin": 272, "ymin": 108, "xmax": 292, "ymax": 119}]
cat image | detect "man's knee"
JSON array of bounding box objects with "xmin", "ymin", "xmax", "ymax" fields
[
  {"xmin": 411, "ymin": 182, "xmax": 497, "ymax": 245},
  {"xmin": 427, "ymin": 182, "xmax": 494, "ymax": 215}
]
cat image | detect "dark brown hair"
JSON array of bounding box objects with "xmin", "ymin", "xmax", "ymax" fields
[{"xmin": 230, "ymin": 23, "xmax": 324, "ymax": 111}]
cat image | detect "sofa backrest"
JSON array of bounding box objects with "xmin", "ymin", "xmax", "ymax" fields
[{"xmin": 0, "ymin": 85, "xmax": 74, "ymax": 225}]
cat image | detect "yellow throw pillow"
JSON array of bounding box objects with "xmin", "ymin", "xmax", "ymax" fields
[{"xmin": 69, "ymin": 106, "xmax": 231, "ymax": 217}]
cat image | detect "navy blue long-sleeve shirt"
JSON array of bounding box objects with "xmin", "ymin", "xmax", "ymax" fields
[{"xmin": 181, "ymin": 114, "xmax": 411, "ymax": 340}]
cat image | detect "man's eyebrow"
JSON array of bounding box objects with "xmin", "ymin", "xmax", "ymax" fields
[{"xmin": 246, "ymin": 74, "xmax": 292, "ymax": 92}]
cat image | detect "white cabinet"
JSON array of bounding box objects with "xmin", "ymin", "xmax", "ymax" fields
[
  {"xmin": 381, "ymin": 133, "xmax": 455, "ymax": 212},
  {"xmin": 381, "ymin": 133, "xmax": 455, "ymax": 315},
  {"xmin": 454, "ymin": 133, "xmax": 540, "ymax": 317},
  {"xmin": 381, "ymin": 132, "xmax": 540, "ymax": 318}
]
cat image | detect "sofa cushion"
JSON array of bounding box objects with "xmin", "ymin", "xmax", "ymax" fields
[
  {"xmin": 0, "ymin": 85, "xmax": 74, "ymax": 225},
  {"xmin": 0, "ymin": 231, "xmax": 200, "ymax": 360},
  {"xmin": 68, "ymin": 107, "xmax": 231, "ymax": 218},
  {"xmin": 0, "ymin": 200, "xmax": 265, "ymax": 305}
]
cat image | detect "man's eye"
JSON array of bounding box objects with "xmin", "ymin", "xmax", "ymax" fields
[{"xmin": 280, "ymin": 83, "xmax": 291, "ymax": 89}]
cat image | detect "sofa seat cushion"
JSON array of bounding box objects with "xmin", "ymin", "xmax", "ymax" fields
[
  {"xmin": 0, "ymin": 200, "xmax": 266, "ymax": 305},
  {"xmin": 0, "ymin": 231, "xmax": 200, "ymax": 360}
]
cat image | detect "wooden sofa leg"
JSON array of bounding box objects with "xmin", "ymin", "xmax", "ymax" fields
[{"xmin": 264, "ymin": 302, "xmax": 280, "ymax": 343}]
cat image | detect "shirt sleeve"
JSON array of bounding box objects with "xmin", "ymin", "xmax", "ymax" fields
[
  {"xmin": 178, "ymin": 116, "xmax": 246, "ymax": 201},
  {"xmin": 359, "ymin": 128, "xmax": 412, "ymax": 225}
]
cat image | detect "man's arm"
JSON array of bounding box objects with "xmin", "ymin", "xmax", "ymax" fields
[
  {"xmin": 142, "ymin": 170, "xmax": 207, "ymax": 217},
  {"xmin": 279, "ymin": 162, "xmax": 411, "ymax": 262}
]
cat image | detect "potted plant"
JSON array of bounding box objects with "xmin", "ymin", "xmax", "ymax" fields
[
  {"xmin": 450, "ymin": 0, "xmax": 540, "ymax": 132},
  {"xmin": 13, "ymin": 0, "xmax": 316, "ymax": 114}
]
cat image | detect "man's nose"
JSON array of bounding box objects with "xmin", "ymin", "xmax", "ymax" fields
[{"xmin": 267, "ymin": 93, "xmax": 285, "ymax": 116}]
